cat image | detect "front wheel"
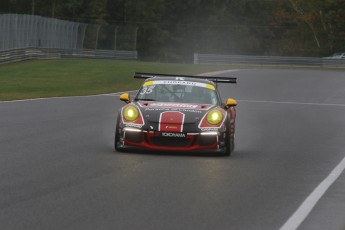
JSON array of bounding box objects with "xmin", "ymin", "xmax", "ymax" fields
[
  {"xmin": 220, "ymin": 125, "xmax": 233, "ymax": 156},
  {"xmin": 222, "ymin": 139, "xmax": 232, "ymax": 157},
  {"xmin": 114, "ymin": 116, "xmax": 124, "ymax": 152}
]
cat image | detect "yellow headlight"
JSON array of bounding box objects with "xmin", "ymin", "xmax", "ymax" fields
[
  {"xmin": 124, "ymin": 106, "xmax": 139, "ymax": 122},
  {"xmin": 206, "ymin": 110, "xmax": 223, "ymax": 125}
]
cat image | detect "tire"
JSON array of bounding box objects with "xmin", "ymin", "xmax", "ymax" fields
[
  {"xmin": 220, "ymin": 123, "xmax": 232, "ymax": 156},
  {"xmin": 114, "ymin": 116, "xmax": 123, "ymax": 152},
  {"xmin": 230, "ymin": 138, "xmax": 235, "ymax": 153}
]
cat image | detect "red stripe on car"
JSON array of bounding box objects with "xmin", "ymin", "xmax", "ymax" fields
[{"xmin": 159, "ymin": 112, "xmax": 185, "ymax": 132}]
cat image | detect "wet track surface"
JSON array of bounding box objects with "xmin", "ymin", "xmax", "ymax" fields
[{"xmin": 1, "ymin": 69, "xmax": 345, "ymax": 230}]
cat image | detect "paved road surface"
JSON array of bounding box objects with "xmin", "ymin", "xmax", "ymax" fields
[{"xmin": 1, "ymin": 69, "xmax": 344, "ymax": 230}]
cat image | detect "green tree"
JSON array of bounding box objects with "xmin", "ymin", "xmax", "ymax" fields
[
  {"xmin": 275, "ymin": 0, "xmax": 345, "ymax": 56},
  {"xmin": 4, "ymin": 0, "xmax": 343, "ymax": 59}
]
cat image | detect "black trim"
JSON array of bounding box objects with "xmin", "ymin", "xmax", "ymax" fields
[{"xmin": 134, "ymin": 72, "xmax": 237, "ymax": 84}]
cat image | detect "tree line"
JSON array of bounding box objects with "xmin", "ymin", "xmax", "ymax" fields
[{"xmin": 1, "ymin": 0, "xmax": 344, "ymax": 61}]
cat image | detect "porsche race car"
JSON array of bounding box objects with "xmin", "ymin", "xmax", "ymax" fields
[{"xmin": 115, "ymin": 72, "xmax": 237, "ymax": 155}]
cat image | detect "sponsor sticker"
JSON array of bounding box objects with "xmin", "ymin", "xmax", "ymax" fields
[
  {"xmin": 151, "ymin": 103, "xmax": 199, "ymax": 108},
  {"xmin": 159, "ymin": 111, "xmax": 185, "ymax": 132},
  {"xmin": 161, "ymin": 132, "xmax": 186, "ymax": 138},
  {"xmin": 124, "ymin": 123, "xmax": 144, "ymax": 129},
  {"xmin": 143, "ymin": 80, "xmax": 215, "ymax": 90}
]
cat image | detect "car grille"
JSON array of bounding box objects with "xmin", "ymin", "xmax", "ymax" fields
[
  {"xmin": 199, "ymin": 135, "xmax": 217, "ymax": 146},
  {"xmin": 125, "ymin": 131, "xmax": 142, "ymax": 143},
  {"xmin": 150, "ymin": 136, "xmax": 190, "ymax": 147}
]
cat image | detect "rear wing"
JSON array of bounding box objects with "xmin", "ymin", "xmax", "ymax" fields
[{"xmin": 134, "ymin": 72, "xmax": 237, "ymax": 84}]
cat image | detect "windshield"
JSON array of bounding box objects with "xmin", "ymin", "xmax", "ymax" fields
[{"xmin": 135, "ymin": 81, "xmax": 220, "ymax": 105}]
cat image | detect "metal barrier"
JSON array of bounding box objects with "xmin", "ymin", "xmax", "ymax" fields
[
  {"xmin": 0, "ymin": 48, "xmax": 138, "ymax": 64},
  {"xmin": 194, "ymin": 53, "xmax": 345, "ymax": 68},
  {"xmin": 0, "ymin": 14, "xmax": 138, "ymax": 52},
  {"xmin": 0, "ymin": 14, "xmax": 138, "ymax": 64}
]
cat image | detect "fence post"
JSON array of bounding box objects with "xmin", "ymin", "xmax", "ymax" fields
[
  {"xmin": 114, "ymin": 26, "xmax": 118, "ymax": 51},
  {"xmin": 194, "ymin": 53, "xmax": 198, "ymax": 64},
  {"xmin": 133, "ymin": 27, "xmax": 138, "ymax": 51},
  {"xmin": 94, "ymin": 25, "xmax": 101, "ymax": 50}
]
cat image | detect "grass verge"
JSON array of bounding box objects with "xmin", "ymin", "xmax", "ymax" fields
[
  {"xmin": 2, "ymin": 59, "xmax": 343, "ymax": 101},
  {"xmin": 0, "ymin": 59, "xmax": 240, "ymax": 101}
]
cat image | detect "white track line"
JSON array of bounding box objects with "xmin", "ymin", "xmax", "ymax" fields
[
  {"xmin": 241, "ymin": 98, "xmax": 345, "ymax": 229},
  {"xmin": 238, "ymin": 99, "xmax": 345, "ymax": 107},
  {"xmin": 0, "ymin": 90, "xmax": 138, "ymax": 103},
  {"xmin": 3, "ymin": 97, "xmax": 345, "ymax": 108},
  {"xmin": 280, "ymin": 156, "xmax": 345, "ymax": 230},
  {"xmin": 198, "ymin": 69, "xmax": 239, "ymax": 76}
]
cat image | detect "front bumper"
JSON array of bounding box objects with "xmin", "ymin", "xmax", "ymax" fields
[{"xmin": 118, "ymin": 127, "xmax": 226, "ymax": 152}]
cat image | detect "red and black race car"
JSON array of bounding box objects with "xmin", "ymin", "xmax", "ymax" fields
[{"xmin": 115, "ymin": 72, "xmax": 237, "ymax": 155}]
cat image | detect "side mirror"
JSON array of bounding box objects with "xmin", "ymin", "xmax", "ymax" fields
[
  {"xmin": 120, "ymin": 93, "xmax": 130, "ymax": 104},
  {"xmin": 226, "ymin": 98, "xmax": 237, "ymax": 107}
]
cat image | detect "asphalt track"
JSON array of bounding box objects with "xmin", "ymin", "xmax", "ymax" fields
[{"xmin": 1, "ymin": 69, "xmax": 345, "ymax": 230}]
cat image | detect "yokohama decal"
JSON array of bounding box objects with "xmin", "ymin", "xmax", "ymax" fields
[{"xmin": 159, "ymin": 111, "xmax": 185, "ymax": 132}]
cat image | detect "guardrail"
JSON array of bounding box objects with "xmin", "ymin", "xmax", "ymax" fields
[
  {"xmin": 0, "ymin": 48, "xmax": 138, "ymax": 64},
  {"xmin": 194, "ymin": 53, "xmax": 345, "ymax": 68}
]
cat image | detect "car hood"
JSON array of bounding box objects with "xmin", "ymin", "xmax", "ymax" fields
[{"xmin": 136, "ymin": 101, "xmax": 214, "ymax": 124}]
